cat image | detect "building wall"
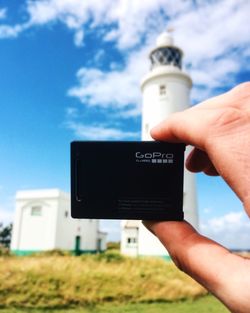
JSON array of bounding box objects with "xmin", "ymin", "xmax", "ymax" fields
[
  {"xmin": 53, "ymin": 192, "xmax": 100, "ymax": 252},
  {"xmin": 138, "ymin": 223, "xmax": 169, "ymax": 257},
  {"xmin": 141, "ymin": 69, "xmax": 191, "ymax": 140},
  {"xmin": 54, "ymin": 192, "xmax": 76, "ymax": 251},
  {"xmin": 11, "ymin": 189, "xmax": 106, "ymax": 254},
  {"xmin": 136, "ymin": 69, "xmax": 196, "ymax": 257},
  {"xmin": 183, "ymin": 146, "xmax": 199, "ymax": 229},
  {"xmin": 141, "ymin": 72, "xmax": 199, "ymax": 228},
  {"xmin": 77, "ymin": 219, "xmax": 99, "ymax": 252},
  {"xmin": 120, "ymin": 227, "xmax": 139, "ymax": 257},
  {"xmin": 11, "ymin": 193, "xmax": 58, "ymax": 252}
]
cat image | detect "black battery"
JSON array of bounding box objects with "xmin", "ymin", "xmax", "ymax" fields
[{"xmin": 71, "ymin": 141, "xmax": 185, "ymax": 220}]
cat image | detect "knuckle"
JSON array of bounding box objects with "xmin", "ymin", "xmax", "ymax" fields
[
  {"xmin": 216, "ymin": 107, "xmax": 244, "ymax": 126},
  {"xmin": 211, "ymin": 107, "xmax": 244, "ymax": 132},
  {"xmin": 204, "ymin": 107, "xmax": 246, "ymax": 150},
  {"xmin": 230, "ymin": 82, "xmax": 250, "ymax": 97}
]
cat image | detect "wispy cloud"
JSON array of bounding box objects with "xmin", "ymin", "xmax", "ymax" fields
[
  {"xmin": 23, "ymin": 0, "xmax": 188, "ymax": 49},
  {"xmin": 62, "ymin": 0, "xmax": 250, "ymax": 114},
  {"xmin": 74, "ymin": 29, "xmax": 84, "ymax": 47},
  {"xmin": 1, "ymin": 0, "xmax": 249, "ymax": 137},
  {"xmin": 201, "ymin": 211, "xmax": 250, "ymax": 249},
  {"xmin": 0, "ymin": 24, "xmax": 28, "ymax": 39},
  {"xmin": 67, "ymin": 44, "xmax": 148, "ymax": 117},
  {"xmin": 67, "ymin": 121, "xmax": 140, "ymax": 141},
  {"xmin": 0, "ymin": 8, "xmax": 7, "ymax": 20},
  {"xmin": 0, "ymin": 1, "xmax": 249, "ymax": 98}
]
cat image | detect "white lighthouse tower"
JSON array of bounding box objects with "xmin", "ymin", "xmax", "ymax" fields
[{"xmin": 121, "ymin": 31, "xmax": 199, "ymax": 257}]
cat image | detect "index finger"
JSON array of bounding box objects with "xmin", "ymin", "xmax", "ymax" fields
[{"xmin": 150, "ymin": 107, "xmax": 221, "ymax": 151}]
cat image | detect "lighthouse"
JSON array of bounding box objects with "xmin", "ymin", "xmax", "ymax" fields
[{"xmin": 121, "ymin": 31, "xmax": 199, "ymax": 257}]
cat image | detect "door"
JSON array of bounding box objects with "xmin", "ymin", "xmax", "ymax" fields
[
  {"xmin": 75, "ymin": 236, "xmax": 81, "ymax": 255},
  {"xmin": 97, "ymin": 238, "xmax": 102, "ymax": 252}
]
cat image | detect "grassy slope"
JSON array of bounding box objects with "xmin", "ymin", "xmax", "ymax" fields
[
  {"xmin": 0, "ymin": 253, "xmax": 207, "ymax": 308},
  {"xmin": 0, "ymin": 295, "xmax": 229, "ymax": 312}
]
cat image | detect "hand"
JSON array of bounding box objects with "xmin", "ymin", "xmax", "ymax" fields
[{"xmin": 143, "ymin": 82, "xmax": 250, "ymax": 313}]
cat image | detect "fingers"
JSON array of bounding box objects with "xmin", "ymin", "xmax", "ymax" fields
[
  {"xmin": 142, "ymin": 220, "xmax": 250, "ymax": 312},
  {"xmin": 150, "ymin": 97, "xmax": 250, "ymax": 212},
  {"xmin": 150, "ymin": 108, "xmax": 215, "ymax": 150},
  {"xmin": 186, "ymin": 148, "xmax": 219, "ymax": 176},
  {"xmin": 150, "ymin": 84, "xmax": 249, "ymax": 147}
]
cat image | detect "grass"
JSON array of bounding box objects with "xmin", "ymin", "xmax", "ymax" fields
[
  {"xmin": 0, "ymin": 252, "xmax": 207, "ymax": 308},
  {"xmin": 0, "ymin": 295, "xmax": 229, "ymax": 312}
]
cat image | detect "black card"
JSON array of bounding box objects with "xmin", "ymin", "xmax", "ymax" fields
[{"xmin": 71, "ymin": 141, "xmax": 185, "ymax": 220}]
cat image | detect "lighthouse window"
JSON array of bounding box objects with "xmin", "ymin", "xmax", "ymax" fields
[
  {"xmin": 150, "ymin": 47, "xmax": 182, "ymax": 69},
  {"xmin": 159, "ymin": 85, "xmax": 166, "ymax": 95},
  {"xmin": 127, "ymin": 237, "xmax": 137, "ymax": 244},
  {"xmin": 31, "ymin": 206, "xmax": 42, "ymax": 216}
]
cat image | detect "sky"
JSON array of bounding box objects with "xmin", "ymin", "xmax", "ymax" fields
[{"xmin": 0, "ymin": 0, "xmax": 250, "ymax": 248}]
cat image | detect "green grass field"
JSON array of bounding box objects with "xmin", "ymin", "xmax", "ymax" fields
[
  {"xmin": 0, "ymin": 295, "xmax": 229, "ymax": 313},
  {"xmin": 0, "ymin": 252, "xmax": 229, "ymax": 312},
  {"xmin": 0, "ymin": 253, "xmax": 207, "ymax": 308}
]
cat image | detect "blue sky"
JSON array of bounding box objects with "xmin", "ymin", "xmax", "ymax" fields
[{"xmin": 0, "ymin": 0, "xmax": 250, "ymax": 248}]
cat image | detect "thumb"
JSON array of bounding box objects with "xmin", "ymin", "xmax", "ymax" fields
[
  {"xmin": 142, "ymin": 221, "xmax": 228, "ymax": 275},
  {"xmin": 142, "ymin": 220, "xmax": 249, "ymax": 312}
]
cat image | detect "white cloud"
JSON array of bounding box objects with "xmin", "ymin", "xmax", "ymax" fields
[
  {"xmin": 65, "ymin": 107, "xmax": 78, "ymax": 118},
  {"xmin": 201, "ymin": 211, "xmax": 250, "ymax": 250},
  {"xmin": 74, "ymin": 28, "xmax": 84, "ymax": 47},
  {"xmin": 24, "ymin": 0, "xmax": 190, "ymax": 49},
  {"xmin": 0, "ymin": 0, "xmax": 249, "ymax": 122},
  {"xmin": 64, "ymin": 0, "xmax": 250, "ymax": 112},
  {"xmin": 67, "ymin": 121, "xmax": 140, "ymax": 140},
  {"xmin": 0, "ymin": 24, "xmax": 26, "ymax": 39},
  {"xmin": 0, "ymin": 8, "xmax": 7, "ymax": 20},
  {"xmin": 68, "ymin": 43, "xmax": 149, "ymax": 116},
  {"xmin": 93, "ymin": 49, "xmax": 105, "ymax": 64}
]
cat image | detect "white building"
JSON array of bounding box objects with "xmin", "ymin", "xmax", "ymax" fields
[
  {"xmin": 121, "ymin": 32, "xmax": 199, "ymax": 258},
  {"xmin": 11, "ymin": 189, "xmax": 107, "ymax": 255}
]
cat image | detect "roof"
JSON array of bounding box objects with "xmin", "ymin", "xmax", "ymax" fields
[
  {"xmin": 122, "ymin": 220, "xmax": 140, "ymax": 229},
  {"xmin": 16, "ymin": 189, "xmax": 70, "ymax": 200}
]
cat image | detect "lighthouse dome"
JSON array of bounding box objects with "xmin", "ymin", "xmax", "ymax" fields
[{"xmin": 156, "ymin": 32, "xmax": 174, "ymax": 48}]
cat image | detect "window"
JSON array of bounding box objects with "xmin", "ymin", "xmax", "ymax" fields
[
  {"xmin": 159, "ymin": 85, "xmax": 166, "ymax": 95},
  {"xmin": 65, "ymin": 211, "xmax": 69, "ymax": 218},
  {"xmin": 127, "ymin": 237, "xmax": 137, "ymax": 244},
  {"xmin": 31, "ymin": 206, "xmax": 42, "ymax": 216}
]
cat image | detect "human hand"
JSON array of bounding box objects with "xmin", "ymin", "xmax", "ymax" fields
[{"xmin": 143, "ymin": 82, "xmax": 250, "ymax": 313}]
